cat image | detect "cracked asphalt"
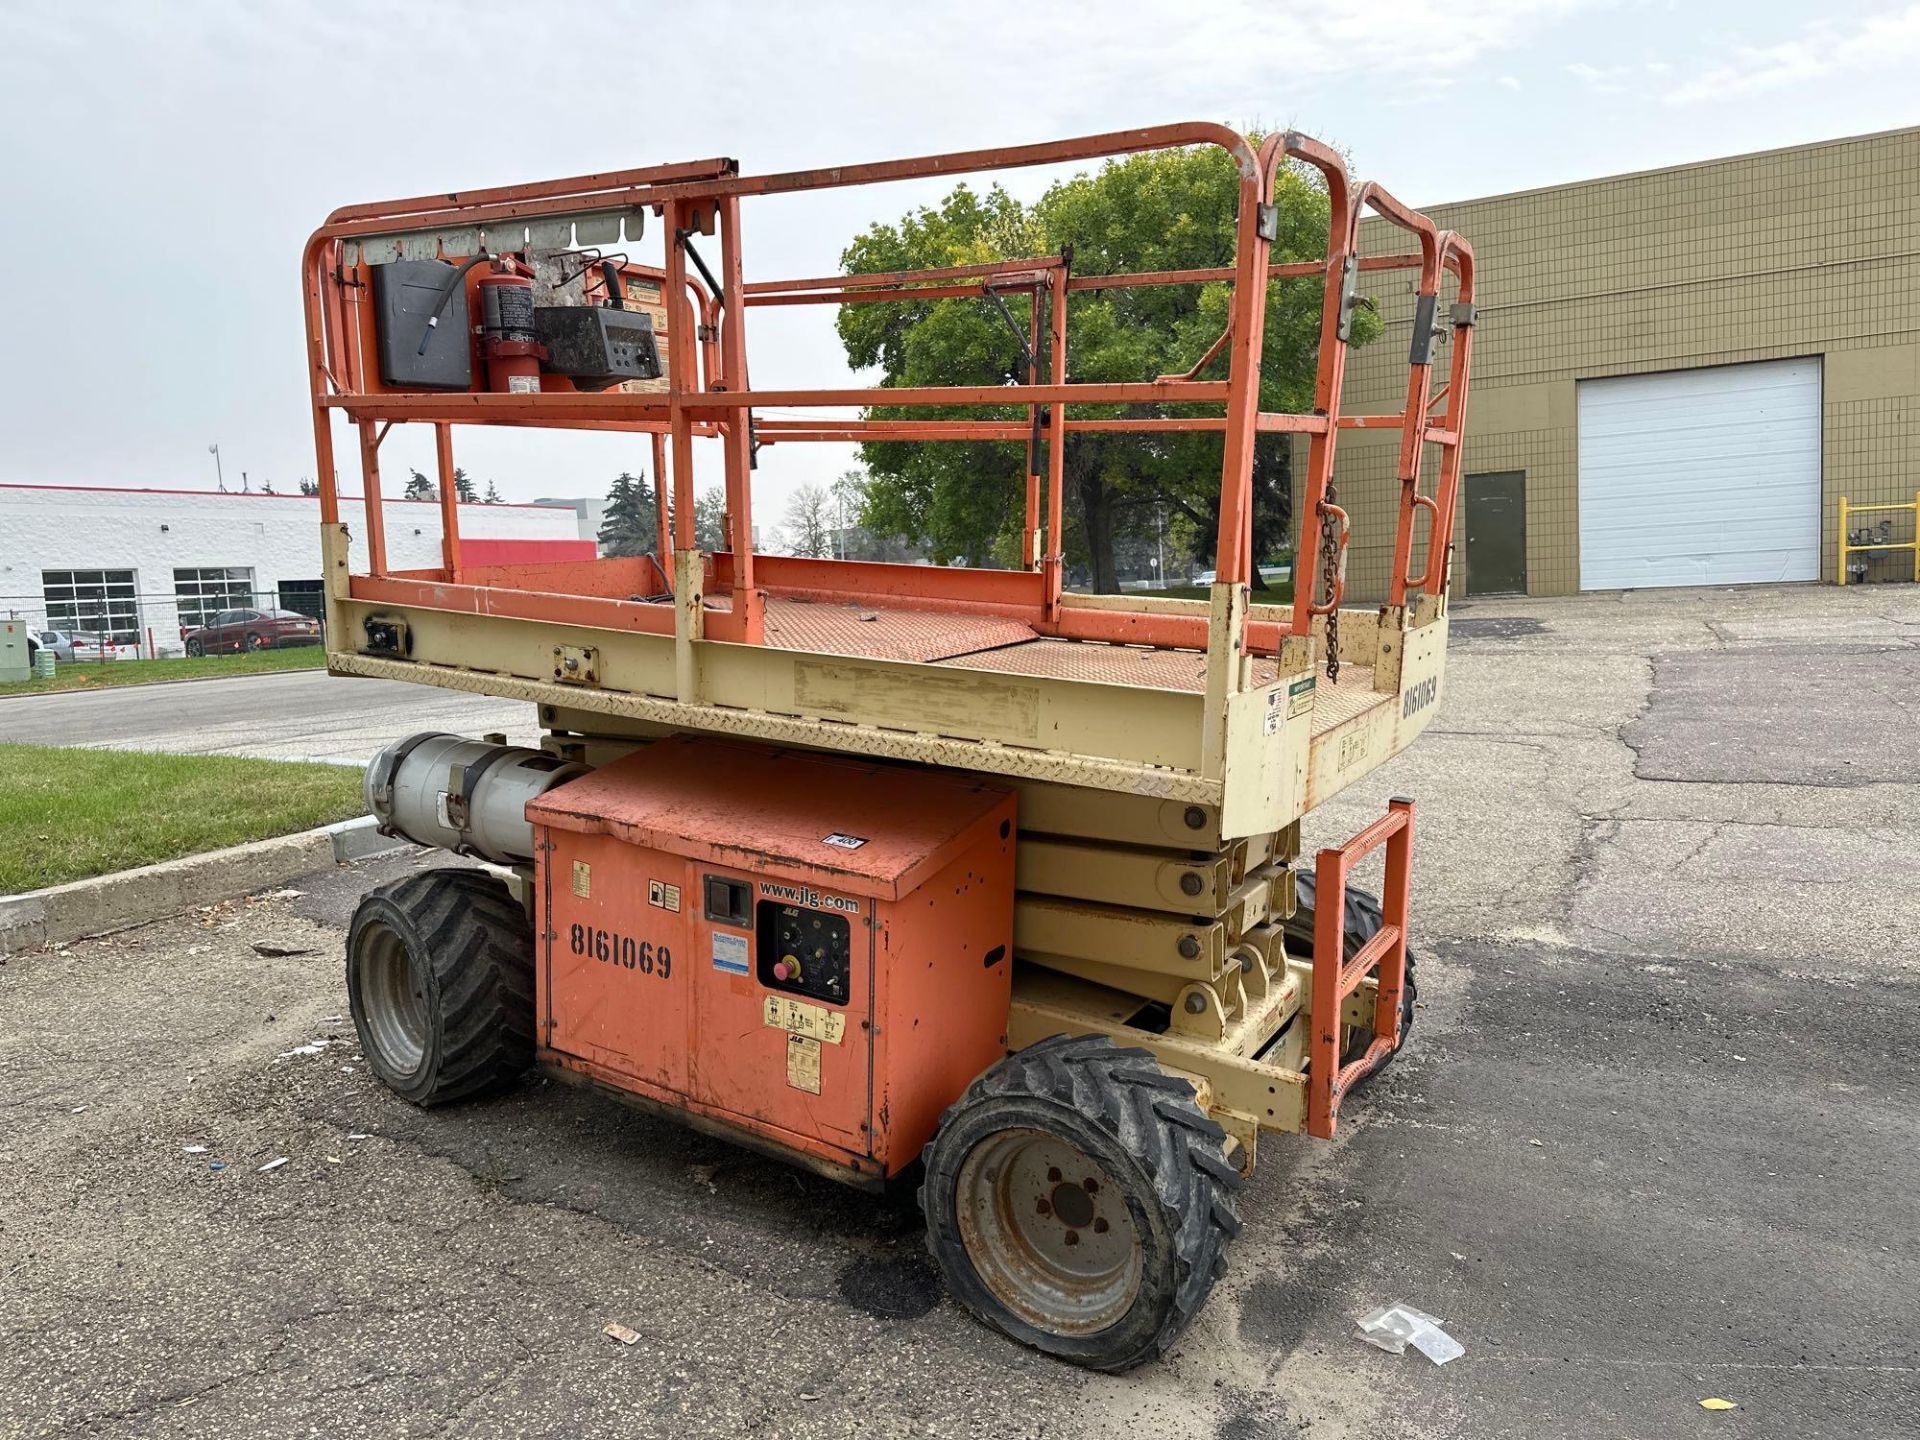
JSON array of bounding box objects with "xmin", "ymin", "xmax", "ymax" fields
[{"xmin": 2, "ymin": 584, "xmax": 1916, "ymax": 1439}]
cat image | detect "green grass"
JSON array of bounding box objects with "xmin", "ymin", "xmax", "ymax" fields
[
  {"xmin": 0, "ymin": 645, "xmax": 327, "ymax": 697},
  {"xmin": 0, "ymin": 744, "xmax": 366, "ymax": 894}
]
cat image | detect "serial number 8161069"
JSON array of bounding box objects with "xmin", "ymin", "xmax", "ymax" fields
[{"xmin": 569, "ymin": 922, "xmax": 672, "ymax": 979}]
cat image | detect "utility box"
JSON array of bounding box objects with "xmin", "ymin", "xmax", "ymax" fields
[
  {"xmin": 0, "ymin": 620, "xmax": 30, "ymax": 683},
  {"xmin": 526, "ymin": 736, "xmax": 1016, "ymax": 1184}
]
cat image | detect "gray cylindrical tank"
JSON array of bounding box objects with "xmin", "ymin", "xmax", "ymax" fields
[{"xmin": 364, "ymin": 732, "xmax": 589, "ymax": 865}]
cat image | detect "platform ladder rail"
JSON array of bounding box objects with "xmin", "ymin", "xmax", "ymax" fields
[{"xmin": 1306, "ymin": 797, "xmax": 1414, "ymax": 1139}]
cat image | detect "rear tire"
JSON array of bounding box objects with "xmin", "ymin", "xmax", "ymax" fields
[
  {"xmin": 1286, "ymin": 874, "xmax": 1419, "ymax": 1083},
  {"xmin": 347, "ymin": 868, "xmax": 535, "ymax": 1106},
  {"xmin": 920, "ymin": 1033, "xmax": 1242, "ymax": 1372},
  {"xmin": 246, "ymin": 631, "xmax": 269, "ymax": 652}
]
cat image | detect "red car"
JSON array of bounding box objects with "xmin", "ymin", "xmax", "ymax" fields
[{"xmin": 183, "ymin": 607, "xmax": 321, "ymax": 655}]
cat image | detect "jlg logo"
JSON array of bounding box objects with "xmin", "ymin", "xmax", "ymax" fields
[
  {"xmin": 760, "ymin": 881, "xmax": 860, "ymax": 915},
  {"xmin": 1402, "ymin": 676, "xmax": 1438, "ymax": 719}
]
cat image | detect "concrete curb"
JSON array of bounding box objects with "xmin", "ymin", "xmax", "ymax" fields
[{"xmin": 0, "ymin": 816, "xmax": 411, "ymax": 956}]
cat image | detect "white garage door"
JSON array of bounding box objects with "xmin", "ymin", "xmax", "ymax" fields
[{"xmin": 1578, "ymin": 358, "xmax": 1822, "ymax": 590}]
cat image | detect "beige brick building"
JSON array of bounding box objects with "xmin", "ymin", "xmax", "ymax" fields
[{"xmin": 1322, "ymin": 125, "xmax": 1920, "ymax": 599}]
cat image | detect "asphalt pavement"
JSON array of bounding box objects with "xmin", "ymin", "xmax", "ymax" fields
[
  {"xmin": 1, "ymin": 584, "xmax": 1916, "ymax": 1438},
  {"xmin": 0, "ymin": 669, "xmax": 535, "ymax": 764}
]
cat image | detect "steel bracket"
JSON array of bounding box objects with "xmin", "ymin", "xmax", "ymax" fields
[{"xmin": 552, "ymin": 643, "xmax": 600, "ymax": 686}]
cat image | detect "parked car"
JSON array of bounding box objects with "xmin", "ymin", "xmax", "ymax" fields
[
  {"xmin": 70, "ymin": 632, "xmax": 136, "ymax": 661},
  {"xmin": 183, "ymin": 608, "xmax": 321, "ymax": 656},
  {"xmin": 25, "ymin": 629, "xmax": 76, "ymax": 664}
]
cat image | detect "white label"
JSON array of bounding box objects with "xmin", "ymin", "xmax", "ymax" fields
[
  {"xmin": 822, "ymin": 833, "xmax": 868, "ymax": 851},
  {"xmin": 506, "ymin": 374, "xmax": 539, "ymax": 394},
  {"xmin": 711, "ymin": 930, "xmax": 749, "ymax": 976}
]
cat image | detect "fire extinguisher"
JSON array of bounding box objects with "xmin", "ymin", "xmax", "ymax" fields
[{"xmin": 478, "ymin": 259, "xmax": 545, "ymax": 394}]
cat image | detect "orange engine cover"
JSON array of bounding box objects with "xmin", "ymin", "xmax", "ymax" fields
[{"xmin": 524, "ymin": 736, "xmax": 1016, "ymax": 1182}]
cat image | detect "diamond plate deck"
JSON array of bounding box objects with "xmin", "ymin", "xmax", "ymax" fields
[{"xmin": 761, "ymin": 599, "xmax": 1034, "ymax": 664}]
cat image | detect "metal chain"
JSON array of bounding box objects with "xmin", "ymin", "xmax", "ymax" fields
[{"xmin": 1319, "ymin": 481, "xmax": 1342, "ymax": 684}]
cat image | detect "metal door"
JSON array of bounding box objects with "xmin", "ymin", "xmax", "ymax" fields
[{"xmin": 1465, "ymin": 471, "xmax": 1528, "ymax": 594}]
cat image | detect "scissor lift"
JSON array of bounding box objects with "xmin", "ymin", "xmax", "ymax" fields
[{"xmin": 307, "ymin": 124, "xmax": 1475, "ymax": 1369}]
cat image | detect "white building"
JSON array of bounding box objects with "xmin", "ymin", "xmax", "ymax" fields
[{"xmin": 0, "ymin": 484, "xmax": 590, "ymax": 653}]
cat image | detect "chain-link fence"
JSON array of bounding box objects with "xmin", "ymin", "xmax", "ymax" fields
[{"xmin": 1, "ymin": 584, "xmax": 326, "ymax": 660}]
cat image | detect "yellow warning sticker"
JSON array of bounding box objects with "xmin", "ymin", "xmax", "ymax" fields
[
  {"xmin": 763, "ymin": 995, "xmax": 848, "ymax": 1045},
  {"xmin": 786, "ymin": 1034, "xmax": 822, "ymax": 1093},
  {"xmin": 571, "ymin": 860, "xmax": 592, "ymax": 898}
]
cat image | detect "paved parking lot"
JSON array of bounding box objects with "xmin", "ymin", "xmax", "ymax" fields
[{"xmin": 1, "ymin": 584, "xmax": 1916, "ymax": 1439}]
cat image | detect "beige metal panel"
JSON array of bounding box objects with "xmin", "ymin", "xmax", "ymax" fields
[
  {"xmin": 1017, "ymin": 836, "xmax": 1234, "ymax": 913},
  {"xmin": 1010, "ymin": 967, "xmax": 1308, "ymax": 1134},
  {"xmin": 332, "ymin": 653, "xmax": 1227, "ymax": 802},
  {"xmin": 1006, "ymin": 780, "xmax": 1222, "ymax": 849},
  {"xmin": 1221, "ymin": 672, "xmax": 1314, "ymax": 839},
  {"xmin": 1302, "ymin": 612, "xmax": 1447, "ymax": 809},
  {"xmin": 1014, "ymin": 895, "xmax": 1223, "ymax": 981},
  {"xmin": 699, "ymin": 643, "xmax": 1205, "ymax": 770}
]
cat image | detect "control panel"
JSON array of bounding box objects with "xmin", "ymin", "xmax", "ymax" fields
[{"xmin": 757, "ymin": 900, "xmax": 853, "ymax": 1006}]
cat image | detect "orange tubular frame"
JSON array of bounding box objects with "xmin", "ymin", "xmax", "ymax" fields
[
  {"xmin": 1307, "ymin": 797, "xmax": 1415, "ymax": 1139},
  {"xmin": 300, "ymin": 124, "xmax": 1473, "ymax": 672}
]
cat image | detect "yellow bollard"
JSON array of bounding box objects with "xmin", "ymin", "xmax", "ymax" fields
[{"xmin": 1837, "ymin": 496, "xmax": 1849, "ymax": 586}]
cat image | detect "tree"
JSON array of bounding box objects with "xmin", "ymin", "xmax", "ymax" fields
[
  {"xmin": 693, "ymin": 485, "xmax": 728, "ymax": 552},
  {"xmin": 782, "ymin": 482, "xmax": 834, "ymax": 558},
  {"xmin": 404, "ymin": 468, "xmax": 435, "ymax": 501},
  {"xmin": 452, "ymin": 467, "xmax": 478, "ymax": 503},
  {"xmin": 837, "ymin": 143, "xmax": 1378, "ymax": 590},
  {"xmin": 484, "ymin": 481, "xmax": 502, "ymax": 504},
  {"xmin": 598, "ymin": 471, "xmax": 657, "ymax": 557},
  {"xmin": 829, "ymin": 468, "xmax": 920, "ymax": 563},
  {"xmin": 298, "ymin": 478, "xmax": 319, "ymax": 496}
]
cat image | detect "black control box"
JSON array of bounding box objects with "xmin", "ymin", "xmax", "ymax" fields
[
  {"xmin": 371, "ymin": 260, "xmax": 474, "ymax": 390},
  {"xmin": 756, "ymin": 900, "xmax": 852, "ymax": 1007},
  {"xmin": 534, "ymin": 306, "xmax": 663, "ymax": 390}
]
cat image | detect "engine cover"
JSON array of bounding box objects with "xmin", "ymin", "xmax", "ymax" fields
[{"xmin": 525, "ymin": 737, "xmax": 1015, "ymax": 1182}]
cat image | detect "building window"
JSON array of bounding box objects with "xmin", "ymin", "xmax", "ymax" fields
[
  {"xmin": 275, "ymin": 579, "xmax": 324, "ymax": 621},
  {"xmin": 43, "ymin": 568, "xmax": 139, "ymax": 644},
  {"xmin": 174, "ymin": 567, "xmax": 256, "ymax": 629}
]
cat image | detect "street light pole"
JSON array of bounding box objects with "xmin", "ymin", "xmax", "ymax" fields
[{"xmin": 208, "ymin": 443, "xmax": 224, "ymax": 492}]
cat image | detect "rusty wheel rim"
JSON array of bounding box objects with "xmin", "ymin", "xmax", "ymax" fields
[
  {"xmin": 359, "ymin": 922, "xmax": 429, "ymax": 1074},
  {"xmin": 954, "ymin": 1127, "xmax": 1141, "ymax": 1335}
]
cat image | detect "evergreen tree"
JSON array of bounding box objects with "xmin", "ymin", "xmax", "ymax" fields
[
  {"xmin": 598, "ymin": 471, "xmax": 657, "ymax": 557},
  {"xmin": 452, "ymin": 467, "xmax": 478, "ymax": 503},
  {"xmin": 404, "ymin": 468, "xmax": 435, "ymax": 501},
  {"xmin": 484, "ymin": 481, "xmax": 502, "ymax": 504}
]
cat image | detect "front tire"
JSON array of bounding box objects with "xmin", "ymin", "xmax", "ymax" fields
[
  {"xmin": 185, "ymin": 638, "xmax": 203, "ymax": 657},
  {"xmin": 920, "ymin": 1034, "xmax": 1242, "ymax": 1371},
  {"xmin": 347, "ymin": 868, "xmax": 535, "ymax": 1106}
]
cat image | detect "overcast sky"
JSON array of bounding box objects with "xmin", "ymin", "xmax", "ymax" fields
[{"xmin": 1, "ymin": 0, "xmax": 1914, "ymax": 529}]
